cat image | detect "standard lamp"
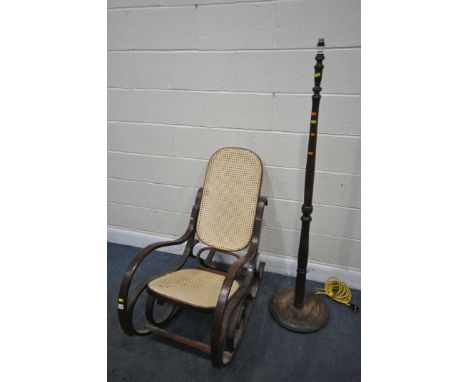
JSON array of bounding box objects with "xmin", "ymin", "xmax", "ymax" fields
[{"xmin": 269, "ymin": 38, "xmax": 329, "ymax": 332}]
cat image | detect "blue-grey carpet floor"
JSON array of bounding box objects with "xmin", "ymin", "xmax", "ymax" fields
[{"xmin": 108, "ymin": 242, "xmax": 360, "ymax": 382}]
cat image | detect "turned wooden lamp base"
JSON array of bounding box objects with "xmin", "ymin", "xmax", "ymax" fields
[{"xmin": 269, "ymin": 288, "xmax": 329, "ymax": 333}]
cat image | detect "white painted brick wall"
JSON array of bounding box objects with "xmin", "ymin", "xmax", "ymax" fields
[
  {"xmin": 108, "ymin": 50, "xmax": 360, "ymax": 93},
  {"xmin": 107, "ymin": 0, "xmax": 361, "ymax": 270}
]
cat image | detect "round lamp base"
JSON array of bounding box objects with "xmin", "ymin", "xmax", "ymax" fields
[{"xmin": 269, "ymin": 288, "xmax": 329, "ymax": 333}]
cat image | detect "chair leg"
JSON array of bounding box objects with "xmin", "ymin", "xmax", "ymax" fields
[
  {"xmin": 255, "ymin": 261, "xmax": 265, "ymax": 281},
  {"xmin": 210, "ymin": 268, "xmax": 263, "ymax": 367},
  {"xmin": 145, "ymin": 294, "xmax": 178, "ymax": 326},
  {"xmin": 225, "ymin": 292, "xmax": 255, "ymax": 352},
  {"xmin": 118, "ymin": 282, "xmax": 153, "ymax": 336}
]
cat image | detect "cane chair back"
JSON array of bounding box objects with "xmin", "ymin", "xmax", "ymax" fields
[{"xmin": 196, "ymin": 147, "xmax": 262, "ymax": 252}]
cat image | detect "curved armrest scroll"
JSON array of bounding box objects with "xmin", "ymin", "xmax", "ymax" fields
[
  {"xmin": 118, "ymin": 234, "xmax": 191, "ymax": 308},
  {"xmin": 213, "ymin": 195, "xmax": 267, "ymax": 311},
  {"xmin": 118, "ymin": 188, "xmax": 203, "ymax": 310},
  {"xmin": 210, "ymin": 242, "xmax": 257, "ymax": 360},
  {"xmin": 214, "ymin": 242, "xmax": 258, "ymax": 311}
]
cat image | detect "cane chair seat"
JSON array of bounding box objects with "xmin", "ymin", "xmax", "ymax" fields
[
  {"xmin": 197, "ymin": 147, "xmax": 262, "ymax": 252},
  {"xmin": 147, "ymin": 269, "xmax": 240, "ymax": 309}
]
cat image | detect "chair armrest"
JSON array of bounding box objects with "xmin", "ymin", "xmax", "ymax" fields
[
  {"xmin": 214, "ymin": 194, "xmax": 267, "ymax": 304},
  {"xmin": 118, "ymin": 188, "xmax": 203, "ymax": 309},
  {"xmin": 211, "ymin": 242, "xmax": 257, "ymax": 354},
  {"xmin": 213, "ymin": 242, "xmax": 258, "ymax": 315},
  {"xmin": 118, "ymin": 231, "xmax": 193, "ymax": 310}
]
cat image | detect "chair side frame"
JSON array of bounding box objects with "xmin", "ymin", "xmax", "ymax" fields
[{"xmin": 117, "ymin": 187, "xmax": 268, "ymax": 367}]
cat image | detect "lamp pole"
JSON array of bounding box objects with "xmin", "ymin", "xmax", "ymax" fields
[{"xmin": 269, "ymin": 38, "xmax": 329, "ymax": 332}]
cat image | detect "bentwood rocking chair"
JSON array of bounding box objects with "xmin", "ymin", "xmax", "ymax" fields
[{"xmin": 117, "ymin": 147, "xmax": 268, "ymax": 367}]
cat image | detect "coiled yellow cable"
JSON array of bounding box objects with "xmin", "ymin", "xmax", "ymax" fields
[{"xmin": 315, "ymin": 277, "xmax": 359, "ymax": 312}]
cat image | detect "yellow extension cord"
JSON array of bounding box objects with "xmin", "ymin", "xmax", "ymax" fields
[{"xmin": 315, "ymin": 277, "xmax": 359, "ymax": 312}]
